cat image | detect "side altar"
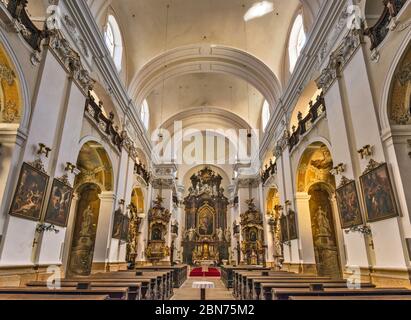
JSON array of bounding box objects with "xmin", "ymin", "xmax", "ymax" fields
[{"xmin": 182, "ymin": 167, "xmax": 230, "ymax": 265}]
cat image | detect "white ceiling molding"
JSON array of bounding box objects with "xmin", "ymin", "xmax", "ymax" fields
[{"xmin": 128, "ymin": 44, "xmax": 282, "ymax": 115}]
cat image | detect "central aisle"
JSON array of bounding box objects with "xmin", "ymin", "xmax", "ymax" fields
[{"xmin": 171, "ymin": 277, "xmax": 235, "ymax": 300}]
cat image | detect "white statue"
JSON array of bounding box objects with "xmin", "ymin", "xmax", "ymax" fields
[
  {"xmin": 217, "ymin": 228, "xmax": 224, "ymax": 241},
  {"xmin": 225, "ymin": 228, "xmax": 231, "ymax": 243},
  {"xmin": 80, "ymin": 206, "xmax": 94, "ymax": 237},
  {"xmin": 316, "ymin": 206, "xmax": 332, "ymax": 237},
  {"xmin": 187, "ymin": 228, "xmax": 196, "ymax": 241}
]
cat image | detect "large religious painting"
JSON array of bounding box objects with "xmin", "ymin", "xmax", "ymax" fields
[
  {"xmin": 9, "ymin": 162, "xmax": 49, "ymax": 221},
  {"xmin": 288, "ymin": 210, "xmax": 298, "ymax": 240},
  {"xmin": 336, "ymin": 179, "xmax": 363, "ymax": 229},
  {"xmin": 280, "ymin": 214, "xmax": 289, "ymax": 243},
  {"xmin": 121, "ymin": 216, "xmax": 130, "ymax": 241},
  {"xmin": 360, "ymin": 162, "xmax": 398, "ymax": 223},
  {"xmin": 197, "ymin": 203, "xmax": 215, "ymax": 236},
  {"xmin": 44, "ymin": 178, "xmax": 73, "ymax": 227},
  {"xmin": 112, "ymin": 209, "xmax": 123, "ymax": 239}
]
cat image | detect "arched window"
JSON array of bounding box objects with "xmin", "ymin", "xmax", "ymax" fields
[
  {"xmin": 140, "ymin": 99, "xmax": 150, "ymax": 130},
  {"xmin": 104, "ymin": 15, "xmax": 123, "ymax": 72},
  {"xmin": 288, "ymin": 13, "xmax": 306, "ymax": 73},
  {"xmin": 262, "ymin": 100, "xmax": 271, "ymax": 131}
]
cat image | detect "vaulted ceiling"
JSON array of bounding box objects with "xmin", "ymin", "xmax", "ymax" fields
[{"xmin": 84, "ymin": 0, "xmax": 325, "ymax": 132}]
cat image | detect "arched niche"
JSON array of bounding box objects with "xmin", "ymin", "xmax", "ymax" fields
[
  {"xmin": 296, "ymin": 142, "xmax": 335, "ymax": 193},
  {"xmin": 67, "ymin": 141, "xmax": 114, "ymax": 276},
  {"xmin": 131, "ymin": 187, "xmax": 144, "ymax": 213},
  {"xmin": 0, "ymin": 43, "xmax": 22, "ymax": 124},
  {"xmin": 296, "ymin": 142, "xmax": 341, "ymax": 278},
  {"xmin": 387, "ymin": 43, "xmax": 411, "ymax": 125},
  {"xmin": 266, "ymin": 188, "xmax": 280, "ymax": 215},
  {"xmin": 74, "ymin": 141, "xmax": 114, "ymax": 192}
]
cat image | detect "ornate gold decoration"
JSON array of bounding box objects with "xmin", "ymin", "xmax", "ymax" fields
[
  {"xmin": 338, "ymin": 176, "xmax": 353, "ymax": 188},
  {"xmin": 363, "ymin": 159, "xmax": 382, "ymax": 174},
  {"xmin": 0, "ymin": 63, "xmax": 15, "ymax": 85},
  {"xmin": 2, "ymin": 100, "xmax": 18, "ymax": 122},
  {"xmin": 27, "ymin": 158, "xmax": 46, "ymax": 174}
]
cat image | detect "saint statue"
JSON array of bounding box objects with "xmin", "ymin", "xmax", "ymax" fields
[
  {"xmin": 225, "ymin": 228, "xmax": 231, "ymax": 243},
  {"xmin": 316, "ymin": 206, "xmax": 332, "ymax": 237},
  {"xmin": 217, "ymin": 228, "xmax": 224, "ymax": 241},
  {"xmin": 80, "ymin": 206, "xmax": 94, "ymax": 237}
]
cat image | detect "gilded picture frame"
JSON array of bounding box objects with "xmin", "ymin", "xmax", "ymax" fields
[
  {"xmin": 112, "ymin": 209, "xmax": 123, "ymax": 240},
  {"xmin": 44, "ymin": 178, "xmax": 73, "ymax": 227},
  {"xmin": 9, "ymin": 162, "xmax": 49, "ymax": 221},
  {"xmin": 360, "ymin": 162, "xmax": 399, "ymax": 223},
  {"xmin": 336, "ymin": 180, "xmax": 363, "ymax": 229}
]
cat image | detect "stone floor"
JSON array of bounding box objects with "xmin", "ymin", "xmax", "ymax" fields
[{"xmin": 171, "ymin": 277, "xmax": 235, "ymax": 300}]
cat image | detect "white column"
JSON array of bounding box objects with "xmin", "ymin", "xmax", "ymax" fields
[
  {"xmin": 295, "ymin": 192, "xmax": 316, "ymax": 266},
  {"xmin": 93, "ymin": 192, "xmax": 116, "ymax": 264}
]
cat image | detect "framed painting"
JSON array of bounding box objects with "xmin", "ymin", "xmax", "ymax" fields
[
  {"xmin": 44, "ymin": 178, "xmax": 73, "ymax": 227},
  {"xmin": 287, "ymin": 210, "xmax": 298, "ymax": 240},
  {"xmin": 336, "ymin": 180, "xmax": 363, "ymax": 229},
  {"xmin": 9, "ymin": 162, "xmax": 49, "ymax": 221},
  {"xmin": 280, "ymin": 214, "xmax": 289, "ymax": 243},
  {"xmin": 112, "ymin": 209, "xmax": 123, "ymax": 239},
  {"xmin": 120, "ymin": 215, "xmax": 130, "ymax": 241},
  {"xmin": 360, "ymin": 162, "xmax": 399, "ymax": 223}
]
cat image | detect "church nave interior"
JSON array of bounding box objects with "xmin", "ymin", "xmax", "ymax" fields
[{"xmin": 1, "ymin": 0, "xmax": 411, "ymax": 303}]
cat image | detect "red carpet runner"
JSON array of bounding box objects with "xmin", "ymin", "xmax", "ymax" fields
[{"xmin": 189, "ymin": 267, "xmax": 221, "ymax": 277}]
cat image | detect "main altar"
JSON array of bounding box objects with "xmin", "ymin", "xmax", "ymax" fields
[{"xmin": 182, "ymin": 167, "xmax": 230, "ymax": 265}]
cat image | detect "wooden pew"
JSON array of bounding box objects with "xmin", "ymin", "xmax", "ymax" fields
[
  {"xmin": 290, "ymin": 295, "xmax": 411, "ymax": 300},
  {"xmin": 233, "ymin": 271, "xmax": 292, "ymax": 296},
  {"xmin": 258, "ymin": 281, "xmax": 375, "ymax": 300},
  {"xmin": 237, "ymin": 273, "xmax": 330, "ymax": 300},
  {"xmin": 221, "ymin": 266, "xmax": 271, "ymax": 289},
  {"xmin": 27, "ymin": 280, "xmax": 142, "ymax": 301},
  {"xmin": 272, "ymin": 288, "xmax": 411, "ymax": 300},
  {"xmin": 0, "ymin": 294, "xmax": 109, "ymax": 300},
  {"xmin": 69, "ymin": 271, "xmax": 169, "ymax": 300},
  {"xmin": 133, "ymin": 265, "xmax": 188, "ymax": 288},
  {"xmin": 68, "ymin": 276, "xmax": 157, "ymax": 300},
  {"xmin": 94, "ymin": 271, "xmax": 172, "ymax": 299},
  {"xmin": 0, "ymin": 287, "xmax": 129, "ymax": 300}
]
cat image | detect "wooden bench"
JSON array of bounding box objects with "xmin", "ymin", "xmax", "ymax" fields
[
  {"xmin": 221, "ymin": 266, "xmax": 271, "ymax": 289},
  {"xmin": 234, "ymin": 271, "xmax": 293, "ymax": 297},
  {"xmin": 0, "ymin": 294, "xmax": 109, "ymax": 300},
  {"xmin": 27, "ymin": 280, "xmax": 142, "ymax": 300},
  {"xmin": 258, "ymin": 281, "xmax": 375, "ymax": 300},
  {"xmin": 68, "ymin": 276, "xmax": 156, "ymax": 300},
  {"xmin": 133, "ymin": 265, "xmax": 188, "ymax": 288},
  {"xmin": 238, "ymin": 275, "xmax": 330, "ymax": 300},
  {"xmin": 92, "ymin": 271, "xmax": 172, "ymax": 299},
  {"xmin": 0, "ymin": 287, "xmax": 129, "ymax": 300},
  {"xmin": 272, "ymin": 288, "xmax": 411, "ymax": 300},
  {"xmin": 290, "ymin": 295, "xmax": 411, "ymax": 300}
]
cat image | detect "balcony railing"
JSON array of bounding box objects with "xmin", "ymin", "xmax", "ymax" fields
[
  {"xmin": 134, "ymin": 161, "xmax": 150, "ymax": 185},
  {"xmin": 364, "ymin": 0, "xmax": 406, "ymax": 51},
  {"xmin": 84, "ymin": 91, "xmax": 123, "ymax": 152},
  {"xmin": 261, "ymin": 160, "xmax": 277, "ymax": 184},
  {"xmin": 5, "ymin": 0, "xmax": 46, "ymax": 51},
  {"xmin": 288, "ymin": 92, "xmax": 326, "ymax": 152}
]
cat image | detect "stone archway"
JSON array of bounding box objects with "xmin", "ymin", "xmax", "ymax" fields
[
  {"xmin": 308, "ymin": 183, "xmax": 341, "ymax": 279},
  {"xmin": 66, "ymin": 141, "xmax": 114, "ymax": 276},
  {"xmin": 295, "ymin": 142, "xmax": 342, "ymax": 278}
]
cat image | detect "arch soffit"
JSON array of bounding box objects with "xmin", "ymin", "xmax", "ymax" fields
[{"xmin": 128, "ymin": 45, "xmax": 282, "ymax": 114}]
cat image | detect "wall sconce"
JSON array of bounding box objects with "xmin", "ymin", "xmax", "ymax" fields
[
  {"xmin": 330, "ymin": 163, "xmax": 346, "ymax": 176},
  {"xmin": 358, "ymin": 145, "xmax": 373, "ymax": 159},
  {"xmin": 37, "ymin": 143, "xmax": 52, "ymax": 158},
  {"xmin": 65, "ymin": 162, "xmax": 77, "ymax": 173}
]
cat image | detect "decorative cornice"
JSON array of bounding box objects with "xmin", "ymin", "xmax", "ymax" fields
[
  {"xmin": 47, "ymin": 30, "xmax": 95, "ymax": 94},
  {"xmin": 316, "ymin": 29, "xmax": 363, "ymax": 93}
]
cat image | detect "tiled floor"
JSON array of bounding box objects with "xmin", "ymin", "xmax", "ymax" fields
[{"xmin": 171, "ymin": 277, "xmax": 235, "ymax": 300}]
